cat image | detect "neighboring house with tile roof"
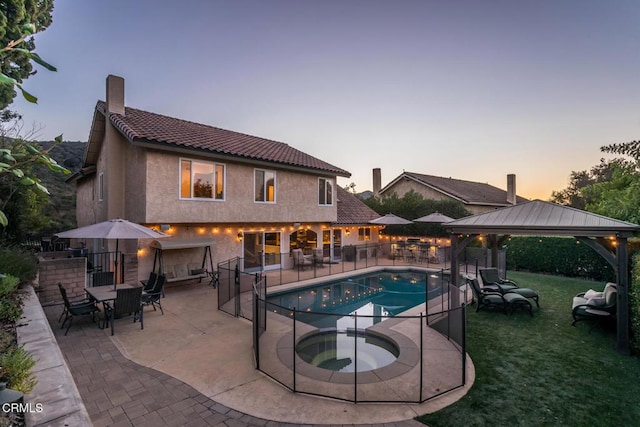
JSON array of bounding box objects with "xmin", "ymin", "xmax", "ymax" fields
[
  {"xmin": 377, "ymin": 171, "xmax": 527, "ymax": 215},
  {"xmin": 69, "ymin": 75, "xmax": 379, "ymax": 279}
]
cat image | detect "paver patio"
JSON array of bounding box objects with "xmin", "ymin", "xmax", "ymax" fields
[{"xmin": 44, "ymin": 272, "xmax": 471, "ymax": 426}]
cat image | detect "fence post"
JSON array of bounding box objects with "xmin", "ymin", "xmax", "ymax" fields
[
  {"xmin": 420, "ymin": 312, "xmax": 424, "ymax": 402},
  {"xmin": 462, "ymin": 304, "xmax": 467, "ymax": 386},
  {"xmin": 292, "ymin": 309, "xmax": 296, "ymax": 392},
  {"xmin": 354, "ymin": 312, "xmax": 358, "ymax": 403},
  {"xmin": 253, "ymin": 285, "xmax": 259, "ymax": 369},
  {"xmin": 424, "ymin": 273, "xmax": 429, "ymax": 318},
  {"xmin": 234, "ymin": 264, "xmax": 240, "ymax": 317}
]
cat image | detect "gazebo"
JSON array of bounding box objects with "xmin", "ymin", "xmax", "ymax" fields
[{"xmin": 445, "ymin": 200, "xmax": 640, "ymax": 354}]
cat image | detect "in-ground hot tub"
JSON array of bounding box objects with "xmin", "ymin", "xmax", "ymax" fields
[{"xmin": 295, "ymin": 329, "xmax": 400, "ymax": 373}]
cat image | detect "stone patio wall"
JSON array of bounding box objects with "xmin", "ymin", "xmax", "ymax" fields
[
  {"xmin": 36, "ymin": 254, "xmax": 86, "ymax": 304},
  {"xmin": 18, "ymin": 285, "xmax": 92, "ymax": 426}
]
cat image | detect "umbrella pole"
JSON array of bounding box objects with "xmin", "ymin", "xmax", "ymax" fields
[{"xmin": 114, "ymin": 240, "xmax": 119, "ymax": 290}]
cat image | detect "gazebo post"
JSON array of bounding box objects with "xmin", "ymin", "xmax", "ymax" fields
[{"xmin": 616, "ymin": 234, "xmax": 630, "ymax": 355}]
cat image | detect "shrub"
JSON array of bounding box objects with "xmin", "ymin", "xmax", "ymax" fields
[
  {"xmin": 0, "ymin": 328, "xmax": 14, "ymax": 353},
  {"xmin": 0, "ymin": 298, "xmax": 22, "ymax": 324},
  {"xmin": 0, "ymin": 245, "xmax": 37, "ymax": 283},
  {"xmin": 630, "ymin": 253, "xmax": 640, "ymax": 355},
  {"xmin": 0, "ymin": 345, "xmax": 37, "ymax": 393},
  {"xmin": 505, "ymin": 236, "xmax": 615, "ymax": 281},
  {"xmin": 0, "ymin": 275, "xmax": 19, "ymax": 299}
]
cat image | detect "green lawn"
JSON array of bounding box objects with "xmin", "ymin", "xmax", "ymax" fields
[{"xmin": 417, "ymin": 271, "xmax": 640, "ymax": 427}]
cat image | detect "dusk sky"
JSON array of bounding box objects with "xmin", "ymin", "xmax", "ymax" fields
[{"xmin": 12, "ymin": 0, "xmax": 640, "ymax": 200}]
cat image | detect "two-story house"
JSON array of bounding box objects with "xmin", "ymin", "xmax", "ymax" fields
[{"xmin": 69, "ymin": 75, "xmax": 380, "ymax": 280}]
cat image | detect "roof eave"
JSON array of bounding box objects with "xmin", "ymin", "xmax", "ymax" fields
[
  {"xmin": 379, "ymin": 173, "xmax": 467, "ymax": 203},
  {"xmin": 131, "ymin": 138, "xmax": 351, "ymax": 177},
  {"xmin": 445, "ymin": 226, "xmax": 638, "ymax": 238}
]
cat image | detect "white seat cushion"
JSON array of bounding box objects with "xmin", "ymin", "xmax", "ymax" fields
[{"xmin": 572, "ymin": 296, "xmax": 588, "ymax": 309}]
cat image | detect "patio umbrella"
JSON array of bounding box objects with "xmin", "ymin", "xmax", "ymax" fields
[
  {"xmin": 56, "ymin": 219, "xmax": 169, "ymax": 286},
  {"xmin": 369, "ymin": 213, "xmax": 413, "ymax": 225},
  {"xmin": 413, "ymin": 212, "xmax": 455, "ymax": 224}
]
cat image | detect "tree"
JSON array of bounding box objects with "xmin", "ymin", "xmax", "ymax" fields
[
  {"xmin": 364, "ymin": 189, "xmax": 470, "ymax": 237},
  {"xmin": 343, "ymin": 182, "xmax": 357, "ymax": 194},
  {"xmin": 552, "ymin": 141, "xmax": 640, "ymax": 224},
  {"xmin": 580, "ymin": 141, "xmax": 640, "ymax": 223},
  {"xmin": 550, "ymin": 158, "xmax": 631, "ymax": 209},
  {"xmin": 0, "ymin": 13, "xmax": 64, "ymax": 229},
  {"xmin": 601, "ymin": 140, "xmax": 640, "ymax": 160},
  {"xmin": 582, "ymin": 163, "xmax": 640, "ymax": 224},
  {"xmin": 0, "ymin": 0, "xmax": 54, "ymax": 109}
]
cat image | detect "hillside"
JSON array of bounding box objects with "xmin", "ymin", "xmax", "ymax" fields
[{"xmin": 33, "ymin": 140, "xmax": 86, "ymax": 234}]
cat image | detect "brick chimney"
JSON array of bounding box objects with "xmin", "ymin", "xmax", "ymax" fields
[
  {"xmin": 507, "ymin": 174, "xmax": 516, "ymax": 205},
  {"xmin": 373, "ymin": 168, "xmax": 382, "ymax": 196},
  {"xmin": 106, "ymin": 75, "xmax": 125, "ymax": 115}
]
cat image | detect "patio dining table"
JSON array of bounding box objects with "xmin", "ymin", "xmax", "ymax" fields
[
  {"xmin": 85, "ymin": 283, "xmax": 135, "ymax": 303},
  {"xmin": 85, "ymin": 284, "xmax": 135, "ymax": 328}
]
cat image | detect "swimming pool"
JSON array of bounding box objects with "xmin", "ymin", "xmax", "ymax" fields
[{"xmin": 267, "ymin": 269, "xmax": 444, "ymax": 329}]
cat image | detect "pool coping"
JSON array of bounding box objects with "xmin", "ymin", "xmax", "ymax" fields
[{"xmin": 277, "ymin": 320, "xmax": 420, "ymax": 384}]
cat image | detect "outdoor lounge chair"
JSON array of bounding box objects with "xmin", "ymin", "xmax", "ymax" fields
[
  {"xmin": 292, "ymin": 249, "xmax": 313, "ymax": 270},
  {"xmin": 312, "ymin": 248, "xmax": 325, "ymax": 266},
  {"xmin": 142, "ymin": 274, "xmax": 165, "ymax": 315},
  {"xmin": 467, "ymin": 277, "xmax": 506, "ymax": 314},
  {"xmin": 103, "ymin": 286, "xmax": 144, "ymax": 336},
  {"xmin": 572, "ymin": 282, "xmax": 617, "ymax": 327},
  {"xmin": 58, "ymin": 283, "xmax": 100, "ymax": 335},
  {"xmin": 467, "ymin": 277, "xmax": 533, "ymax": 316},
  {"xmin": 479, "ymin": 268, "xmax": 540, "ymax": 307}
]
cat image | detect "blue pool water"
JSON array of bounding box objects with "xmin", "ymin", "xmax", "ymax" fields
[{"xmin": 267, "ymin": 269, "xmax": 445, "ymax": 329}]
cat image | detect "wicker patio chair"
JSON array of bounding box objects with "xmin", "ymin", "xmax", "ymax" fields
[{"xmin": 292, "ymin": 249, "xmax": 313, "ymax": 270}]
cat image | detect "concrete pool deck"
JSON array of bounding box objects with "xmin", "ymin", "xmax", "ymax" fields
[{"xmin": 46, "ymin": 277, "xmax": 474, "ymax": 425}]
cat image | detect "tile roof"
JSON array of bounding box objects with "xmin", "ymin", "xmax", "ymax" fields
[
  {"xmin": 391, "ymin": 171, "xmax": 527, "ymax": 206},
  {"xmin": 335, "ymin": 186, "xmax": 381, "ymax": 225},
  {"xmin": 95, "ymin": 101, "xmax": 350, "ymax": 177}
]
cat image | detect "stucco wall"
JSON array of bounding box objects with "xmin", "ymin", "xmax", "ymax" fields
[
  {"xmin": 383, "ymin": 180, "xmax": 501, "ymax": 215},
  {"xmin": 144, "ymin": 151, "xmax": 338, "ymax": 223},
  {"xmin": 384, "ymin": 180, "xmax": 451, "ymax": 202},
  {"xmin": 75, "ymin": 178, "xmax": 96, "ymax": 227},
  {"xmin": 123, "ymin": 144, "xmax": 147, "ymax": 223}
]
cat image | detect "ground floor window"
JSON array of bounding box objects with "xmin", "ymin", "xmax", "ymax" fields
[{"xmin": 358, "ymin": 227, "xmax": 371, "ymax": 241}]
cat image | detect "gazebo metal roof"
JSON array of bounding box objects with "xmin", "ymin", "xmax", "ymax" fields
[{"xmin": 446, "ymin": 200, "xmax": 640, "ymax": 237}]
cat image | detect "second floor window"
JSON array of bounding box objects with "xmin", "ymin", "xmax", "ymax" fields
[
  {"xmin": 255, "ymin": 169, "xmax": 276, "ymax": 203},
  {"xmin": 98, "ymin": 172, "xmax": 104, "ymax": 201},
  {"xmin": 180, "ymin": 159, "xmax": 225, "ymax": 200},
  {"xmin": 318, "ymin": 178, "xmax": 333, "ymax": 205}
]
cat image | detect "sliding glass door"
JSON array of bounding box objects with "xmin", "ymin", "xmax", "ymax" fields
[{"xmin": 243, "ymin": 231, "xmax": 281, "ymax": 272}]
